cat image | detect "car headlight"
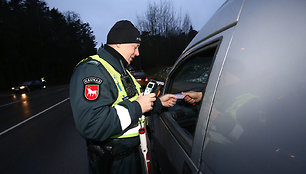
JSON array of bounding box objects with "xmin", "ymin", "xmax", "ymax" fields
[
  {"xmin": 20, "ymin": 86, "xmax": 25, "ymax": 89},
  {"xmin": 12, "ymin": 87, "xmax": 15, "ymax": 90}
]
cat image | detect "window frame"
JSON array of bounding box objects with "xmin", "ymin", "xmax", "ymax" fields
[{"xmin": 161, "ymin": 38, "xmax": 222, "ymax": 155}]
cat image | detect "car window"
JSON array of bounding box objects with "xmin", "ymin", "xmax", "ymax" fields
[
  {"xmin": 32, "ymin": 80, "xmax": 41, "ymax": 85},
  {"xmin": 163, "ymin": 41, "xmax": 220, "ymax": 154},
  {"xmin": 23, "ymin": 81, "xmax": 31, "ymax": 85}
]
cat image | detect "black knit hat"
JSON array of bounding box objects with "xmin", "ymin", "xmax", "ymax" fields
[{"xmin": 107, "ymin": 20, "xmax": 141, "ymax": 44}]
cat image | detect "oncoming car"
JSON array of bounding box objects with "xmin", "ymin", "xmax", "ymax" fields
[
  {"xmin": 148, "ymin": 0, "xmax": 306, "ymax": 174},
  {"xmin": 11, "ymin": 79, "xmax": 47, "ymax": 93}
]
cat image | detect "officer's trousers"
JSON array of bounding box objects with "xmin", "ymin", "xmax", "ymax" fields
[{"xmin": 88, "ymin": 136, "xmax": 141, "ymax": 174}]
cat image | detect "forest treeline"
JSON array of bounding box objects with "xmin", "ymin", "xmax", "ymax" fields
[
  {"xmin": 0, "ymin": 0, "xmax": 197, "ymax": 91},
  {"xmin": 0, "ymin": 0, "xmax": 96, "ymax": 90}
]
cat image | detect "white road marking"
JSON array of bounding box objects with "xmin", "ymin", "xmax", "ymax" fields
[
  {"xmin": 0, "ymin": 100, "xmax": 22, "ymax": 108},
  {"xmin": 0, "ymin": 97, "xmax": 70, "ymax": 136},
  {"xmin": 0, "ymin": 87, "xmax": 67, "ymax": 109}
]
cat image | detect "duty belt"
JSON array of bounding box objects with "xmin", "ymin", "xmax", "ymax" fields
[{"xmin": 87, "ymin": 139, "xmax": 139, "ymax": 160}]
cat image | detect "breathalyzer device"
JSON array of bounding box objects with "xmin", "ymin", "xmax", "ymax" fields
[{"xmin": 144, "ymin": 81, "xmax": 156, "ymax": 95}]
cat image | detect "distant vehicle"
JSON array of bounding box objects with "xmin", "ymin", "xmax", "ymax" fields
[
  {"xmin": 130, "ymin": 71, "xmax": 150, "ymax": 88},
  {"xmin": 11, "ymin": 79, "xmax": 47, "ymax": 93},
  {"xmin": 148, "ymin": 0, "xmax": 306, "ymax": 174}
]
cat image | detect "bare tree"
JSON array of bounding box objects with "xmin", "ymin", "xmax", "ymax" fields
[
  {"xmin": 182, "ymin": 14, "xmax": 191, "ymax": 34},
  {"xmin": 137, "ymin": 0, "xmax": 191, "ymax": 36},
  {"xmin": 64, "ymin": 11, "xmax": 80, "ymax": 23}
]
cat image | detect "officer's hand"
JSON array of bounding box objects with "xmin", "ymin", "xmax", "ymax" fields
[
  {"xmin": 159, "ymin": 94, "xmax": 177, "ymax": 107},
  {"xmin": 136, "ymin": 93, "xmax": 156, "ymax": 113}
]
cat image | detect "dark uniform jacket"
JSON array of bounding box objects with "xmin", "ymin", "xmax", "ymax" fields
[{"xmin": 69, "ymin": 45, "xmax": 162, "ymax": 174}]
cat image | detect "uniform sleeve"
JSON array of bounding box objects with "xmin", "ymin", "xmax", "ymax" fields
[
  {"xmin": 69, "ymin": 62, "xmax": 142, "ymax": 142},
  {"xmin": 152, "ymin": 97, "xmax": 163, "ymax": 114}
]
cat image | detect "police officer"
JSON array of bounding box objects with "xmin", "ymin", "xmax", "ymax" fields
[{"xmin": 69, "ymin": 20, "xmax": 177, "ymax": 174}]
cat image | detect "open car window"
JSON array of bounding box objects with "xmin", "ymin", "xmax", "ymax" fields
[{"xmin": 162, "ymin": 40, "xmax": 220, "ymax": 154}]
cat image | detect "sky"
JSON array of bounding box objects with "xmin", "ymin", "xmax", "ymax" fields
[{"xmin": 44, "ymin": 0, "xmax": 226, "ymax": 47}]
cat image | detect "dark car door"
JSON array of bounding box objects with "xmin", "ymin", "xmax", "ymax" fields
[{"xmin": 147, "ymin": 1, "xmax": 245, "ymax": 171}]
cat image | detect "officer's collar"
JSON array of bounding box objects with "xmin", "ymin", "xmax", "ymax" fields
[{"xmin": 104, "ymin": 45, "xmax": 129, "ymax": 68}]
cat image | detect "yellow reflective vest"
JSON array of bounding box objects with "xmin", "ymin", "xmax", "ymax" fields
[{"xmin": 90, "ymin": 55, "xmax": 142, "ymax": 138}]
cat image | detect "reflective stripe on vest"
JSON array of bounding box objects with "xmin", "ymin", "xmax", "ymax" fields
[
  {"xmin": 225, "ymin": 93, "xmax": 257, "ymax": 120},
  {"xmin": 90, "ymin": 55, "xmax": 142, "ymax": 138}
]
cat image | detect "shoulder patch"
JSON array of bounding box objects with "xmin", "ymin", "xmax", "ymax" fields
[{"xmin": 83, "ymin": 77, "xmax": 103, "ymax": 101}]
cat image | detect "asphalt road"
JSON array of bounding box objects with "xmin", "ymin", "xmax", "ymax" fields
[{"xmin": 0, "ymin": 85, "xmax": 88, "ymax": 174}]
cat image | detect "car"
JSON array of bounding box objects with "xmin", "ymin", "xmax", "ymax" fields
[
  {"xmin": 148, "ymin": 0, "xmax": 306, "ymax": 174},
  {"xmin": 130, "ymin": 71, "xmax": 150, "ymax": 88},
  {"xmin": 11, "ymin": 79, "xmax": 47, "ymax": 93},
  {"xmin": 11, "ymin": 81, "xmax": 30, "ymax": 93}
]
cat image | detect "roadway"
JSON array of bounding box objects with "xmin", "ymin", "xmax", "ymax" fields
[{"xmin": 0, "ymin": 85, "xmax": 88, "ymax": 174}]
